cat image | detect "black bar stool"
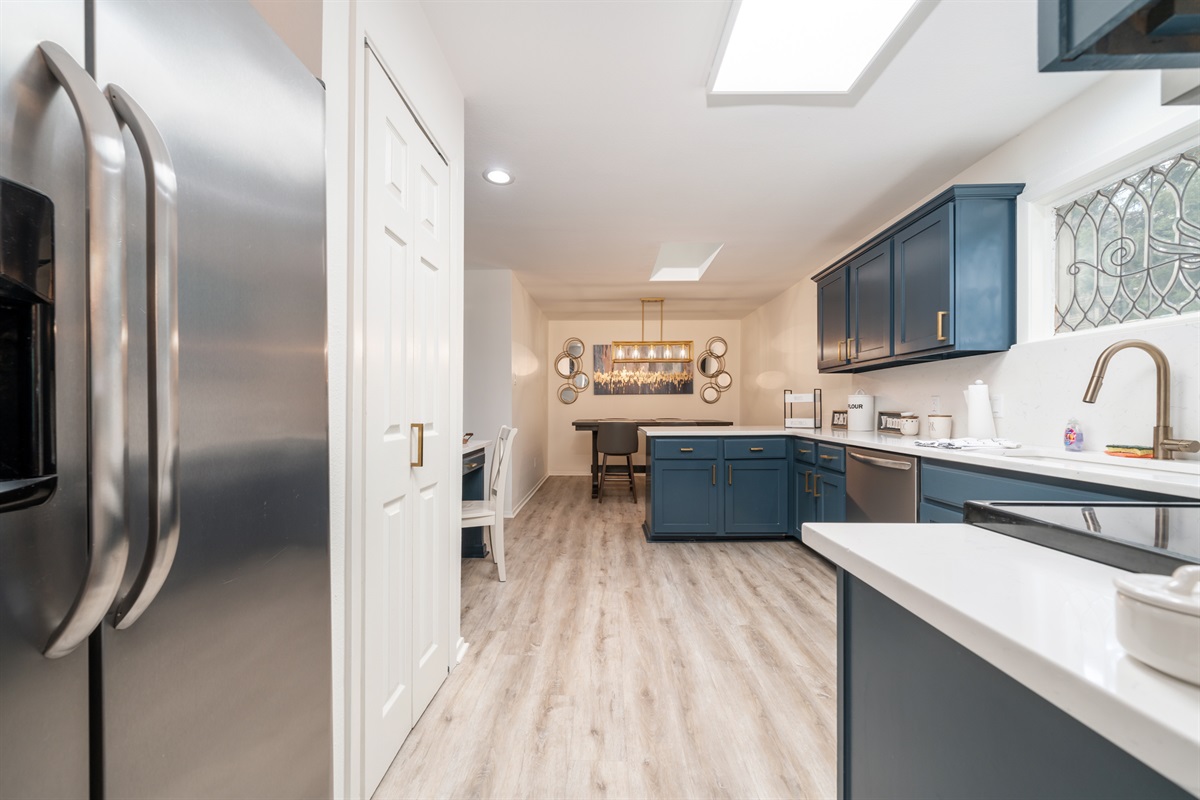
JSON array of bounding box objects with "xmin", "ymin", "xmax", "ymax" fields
[{"xmin": 597, "ymin": 420, "xmax": 638, "ymax": 504}]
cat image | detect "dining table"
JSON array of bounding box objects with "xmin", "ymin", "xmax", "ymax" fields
[{"xmin": 571, "ymin": 418, "xmax": 733, "ymax": 498}]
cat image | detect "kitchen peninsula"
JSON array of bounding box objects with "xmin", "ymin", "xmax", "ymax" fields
[
  {"xmin": 805, "ymin": 520, "xmax": 1200, "ymax": 799},
  {"xmin": 572, "ymin": 418, "xmax": 732, "ymax": 498}
]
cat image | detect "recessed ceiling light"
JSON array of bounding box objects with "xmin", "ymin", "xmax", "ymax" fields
[
  {"xmin": 483, "ymin": 168, "xmax": 514, "ymax": 185},
  {"xmin": 711, "ymin": 0, "xmax": 920, "ymax": 94}
]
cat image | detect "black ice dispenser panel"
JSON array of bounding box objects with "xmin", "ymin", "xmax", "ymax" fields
[{"xmin": 1, "ymin": 177, "xmax": 56, "ymax": 511}]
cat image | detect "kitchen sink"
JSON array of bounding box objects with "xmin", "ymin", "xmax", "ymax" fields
[{"xmin": 1000, "ymin": 448, "xmax": 1200, "ymax": 477}]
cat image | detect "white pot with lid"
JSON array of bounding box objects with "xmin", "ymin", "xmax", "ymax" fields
[{"xmin": 1114, "ymin": 565, "xmax": 1200, "ymax": 685}]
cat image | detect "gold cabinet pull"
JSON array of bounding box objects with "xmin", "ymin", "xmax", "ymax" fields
[
  {"xmin": 411, "ymin": 422, "xmax": 425, "ymax": 467},
  {"xmin": 804, "ymin": 470, "xmax": 812, "ymax": 493},
  {"xmin": 819, "ymin": 454, "xmax": 836, "ymax": 461},
  {"xmin": 837, "ymin": 339, "xmax": 845, "ymax": 360},
  {"xmin": 847, "ymin": 337, "xmax": 856, "ymax": 360},
  {"xmin": 679, "ymin": 447, "xmax": 694, "ymax": 452},
  {"xmin": 727, "ymin": 464, "xmax": 732, "ymax": 486},
  {"xmin": 813, "ymin": 473, "xmax": 822, "ymax": 498},
  {"xmin": 797, "ymin": 448, "xmax": 811, "ymax": 454},
  {"xmin": 712, "ymin": 464, "xmax": 716, "ymax": 485},
  {"xmin": 936, "ymin": 310, "xmax": 948, "ymax": 342},
  {"xmin": 750, "ymin": 447, "xmax": 764, "ymax": 452}
]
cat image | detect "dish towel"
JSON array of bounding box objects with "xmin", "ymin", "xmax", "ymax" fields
[{"xmin": 914, "ymin": 438, "xmax": 1022, "ymax": 450}]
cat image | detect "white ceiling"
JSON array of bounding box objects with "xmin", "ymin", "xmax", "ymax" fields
[{"xmin": 421, "ymin": 0, "xmax": 1106, "ymax": 320}]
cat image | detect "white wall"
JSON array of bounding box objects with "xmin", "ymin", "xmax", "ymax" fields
[
  {"xmin": 247, "ymin": 0, "xmax": 323, "ymax": 77},
  {"xmin": 510, "ymin": 277, "xmax": 549, "ymax": 513},
  {"xmin": 464, "ymin": 270, "xmax": 549, "ymax": 516},
  {"xmin": 464, "ymin": 269, "xmax": 514, "ymax": 457},
  {"xmin": 320, "ymin": 2, "xmax": 466, "ymax": 798},
  {"xmin": 547, "ymin": 319, "xmax": 743, "ymax": 475},
  {"xmin": 742, "ymin": 71, "xmax": 1200, "ymax": 458}
]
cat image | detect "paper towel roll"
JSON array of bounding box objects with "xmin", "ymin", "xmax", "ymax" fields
[
  {"xmin": 847, "ymin": 390, "xmax": 875, "ymax": 431},
  {"xmin": 964, "ymin": 380, "xmax": 997, "ymax": 439}
]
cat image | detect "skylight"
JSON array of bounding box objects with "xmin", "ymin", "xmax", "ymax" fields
[
  {"xmin": 649, "ymin": 242, "xmax": 724, "ymax": 282},
  {"xmin": 710, "ymin": 0, "xmax": 920, "ymax": 94}
]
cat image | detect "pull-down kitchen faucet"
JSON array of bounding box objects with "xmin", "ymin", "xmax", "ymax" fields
[{"xmin": 1082, "ymin": 339, "xmax": 1200, "ymax": 460}]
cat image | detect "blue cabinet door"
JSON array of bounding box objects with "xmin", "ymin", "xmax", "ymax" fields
[
  {"xmin": 849, "ymin": 241, "xmax": 893, "ymax": 363},
  {"xmin": 817, "ymin": 267, "xmax": 849, "ymax": 369},
  {"xmin": 792, "ymin": 463, "xmax": 816, "ymax": 538},
  {"xmin": 725, "ymin": 460, "xmax": 789, "ymax": 534},
  {"xmin": 815, "ymin": 468, "xmax": 846, "ymax": 523},
  {"xmin": 894, "ymin": 203, "xmax": 954, "ymax": 355},
  {"xmin": 651, "ymin": 459, "xmax": 720, "ymax": 535}
]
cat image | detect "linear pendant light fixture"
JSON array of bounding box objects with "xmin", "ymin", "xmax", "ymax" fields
[
  {"xmin": 612, "ymin": 298, "xmax": 693, "ymax": 364},
  {"xmin": 710, "ymin": 0, "xmax": 921, "ymax": 94}
]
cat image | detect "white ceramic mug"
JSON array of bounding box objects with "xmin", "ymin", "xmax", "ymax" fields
[
  {"xmin": 899, "ymin": 417, "xmax": 920, "ymax": 436},
  {"xmin": 929, "ymin": 414, "xmax": 953, "ymax": 439}
]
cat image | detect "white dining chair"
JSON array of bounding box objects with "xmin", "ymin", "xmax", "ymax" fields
[{"xmin": 461, "ymin": 426, "xmax": 518, "ymax": 582}]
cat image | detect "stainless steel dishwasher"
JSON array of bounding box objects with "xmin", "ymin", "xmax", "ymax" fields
[{"xmin": 846, "ymin": 446, "xmax": 919, "ymax": 522}]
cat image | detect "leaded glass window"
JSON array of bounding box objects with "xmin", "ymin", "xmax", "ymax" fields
[{"xmin": 1054, "ymin": 145, "xmax": 1200, "ymax": 333}]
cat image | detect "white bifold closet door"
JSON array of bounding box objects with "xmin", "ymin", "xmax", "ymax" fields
[{"xmin": 361, "ymin": 47, "xmax": 452, "ymax": 795}]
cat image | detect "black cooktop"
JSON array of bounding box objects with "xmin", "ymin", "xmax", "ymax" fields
[{"xmin": 963, "ymin": 501, "xmax": 1199, "ymax": 575}]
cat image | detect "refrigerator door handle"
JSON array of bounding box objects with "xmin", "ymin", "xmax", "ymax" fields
[
  {"xmin": 37, "ymin": 42, "xmax": 131, "ymax": 659},
  {"xmin": 105, "ymin": 85, "xmax": 181, "ymax": 630}
]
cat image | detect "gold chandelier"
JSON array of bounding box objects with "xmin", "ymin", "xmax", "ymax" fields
[{"xmin": 612, "ymin": 298, "xmax": 692, "ymax": 364}]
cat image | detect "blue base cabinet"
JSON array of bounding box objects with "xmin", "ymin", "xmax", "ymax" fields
[
  {"xmin": 791, "ymin": 440, "xmax": 846, "ymax": 539},
  {"xmin": 646, "ymin": 437, "xmax": 789, "ymax": 540}
]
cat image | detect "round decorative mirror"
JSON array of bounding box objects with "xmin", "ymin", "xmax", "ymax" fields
[
  {"xmin": 571, "ymin": 372, "xmax": 590, "ymax": 390},
  {"xmin": 697, "ymin": 351, "xmax": 724, "ymax": 378},
  {"xmin": 715, "ymin": 371, "xmax": 733, "ymax": 391},
  {"xmin": 558, "ymin": 384, "xmax": 578, "ymax": 404},
  {"xmin": 707, "ymin": 336, "xmax": 728, "ymax": 358},
  {"xmin": 564, "ymin": 337, "xmax": 585, "ymax": 359},
  {"xmin": 554, "ymin": 352, "xmax": 579, "ymax": 379},
  {"xmin": 700, "ymin": 383, "xmax": 721, "ymax": 404}
]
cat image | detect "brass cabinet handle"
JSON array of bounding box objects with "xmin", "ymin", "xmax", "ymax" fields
[
  {"xmin": 712, "ymin": 464, "xmax": 716, "ymax": 485},
  {"xmin": 804, "ymin": 470, "xmax": 812, "ymax": 493},
  {"xmin": 411, "ymin": 422, "xmax": 425, "ymax": 467},
  {"xmin": 463, "ymin": 461, "xmax": 481, "ymax": 470},
  {"xmin": 797, "ymin": 448, "xmax": 811, "ymax": 454},
  {"xmin": 680, "ymin": 447, "xmax": 694, "ymax": 452},
  {"xmin": 749, "ymin": 447, "xmax": 764, "ymax": 452},
  {"xmin": 936, "ymin": 310, "xmax": 948, "ymax": 342},
  {"xmin": 819, "ymin": 454, "xmax": 836, "ymax": 461},
  {"xmin": 837, "ymin": 339, "xmax": 845, "ymax": 360},
  {"xmin": 813, "ymin": 473, "xmax": 822, "ymax": 499},
  {"xmin": 728, "ymin": 464, "xmax": 732, "ymax": 485},
  {"xmin": 847, "ymin": 337, "xmax": 856, "ymax": 360}
]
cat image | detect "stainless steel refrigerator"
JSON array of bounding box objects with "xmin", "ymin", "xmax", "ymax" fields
[{"xmin": 0, "ymin": 2, "xmax": 331, "ymax": 797}]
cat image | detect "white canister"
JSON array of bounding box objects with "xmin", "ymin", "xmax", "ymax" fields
[
  {"xmin": 929, "ymin": 414, "xmax": 953, "ymax": 439},
  {"xmin": 899, "ymin": 416, "xmax": 920, "ymax": 436},
  {"xmin": 847, "ymin": 390, "xmax": 875, "ymax": 431}
]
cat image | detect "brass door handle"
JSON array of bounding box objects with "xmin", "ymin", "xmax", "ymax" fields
[
  {"xmin": 712, "ymin": 464, "xmax": 716, "ymax": 485},
  {"xmin": 680, "ymin": 447, "xmax": 694, "ymax": 452},
  {"xmin": 804, "ymin": 470, "xmax": 812, "ymax": 493},
  {"xmin": 750, "ymin": 447, "xmax": 764, "ymax": 452},
  {"xmin": 411, "ymin": 422, "xmax": 425, "ymax": 467},
  {"xmin": 727, "ymin": 464, "xmax": 732, "ymax": 486},
  {"xmin": 813, "ymin": 474, "xmax": 822, "ymax": 499},
  {"xmin": 936, "ymin": 310, "xmax": 948, "ymax": 342}
]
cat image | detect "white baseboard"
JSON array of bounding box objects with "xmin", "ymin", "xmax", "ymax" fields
[{"xmin": 510, "ymin": 473, "xmax": 549, "ymax": 518}]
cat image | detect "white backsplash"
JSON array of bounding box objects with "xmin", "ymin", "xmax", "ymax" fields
[{"xmin": 847, "ymin": 317, "xmax": 1199, "ymax": 456}]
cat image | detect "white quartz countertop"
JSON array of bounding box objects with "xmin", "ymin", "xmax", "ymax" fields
[
  {"xmin": 462, "ymin": 439, "xmax": 490, "ymax": 455},
  {"xmin": 638, "ymin": 425, "xmax": 1200, "ymax": 499},
  {"xmin": 803, "ymin": 521, "xmax": 1200, "ymax": 797}
]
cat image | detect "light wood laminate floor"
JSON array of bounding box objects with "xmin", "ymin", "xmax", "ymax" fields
[{"xmin": 375, "ymin": 476, "xmax": 837, "ymax": 799}]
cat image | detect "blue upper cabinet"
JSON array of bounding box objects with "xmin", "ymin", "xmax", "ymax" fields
[
  {"xmin": 817, "ymin": 267, "xmax": 850, "ymax": 370},
  {"xmin": 1038, "ymin": 0, "xmax": 1200, "ymax": 73},
  {"xmin": 849, "ymin": 241, "xmax": 893, "ymax": 363},
  {"xmin": 814, "ymin": 184, "xmax": 1023, "ymax": 373},
  {"xmin": 894, "ymin": 204, "xmax": 953, "ymax": 355}
]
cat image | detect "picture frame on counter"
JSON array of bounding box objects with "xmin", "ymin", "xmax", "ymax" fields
[
  {"xmin": 831, "ymin": 410, "xmax": 848, "ymax": 430},
  {"xmin": 877, "ymin": 411, "xmax": 904, "ymax": 434}
]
